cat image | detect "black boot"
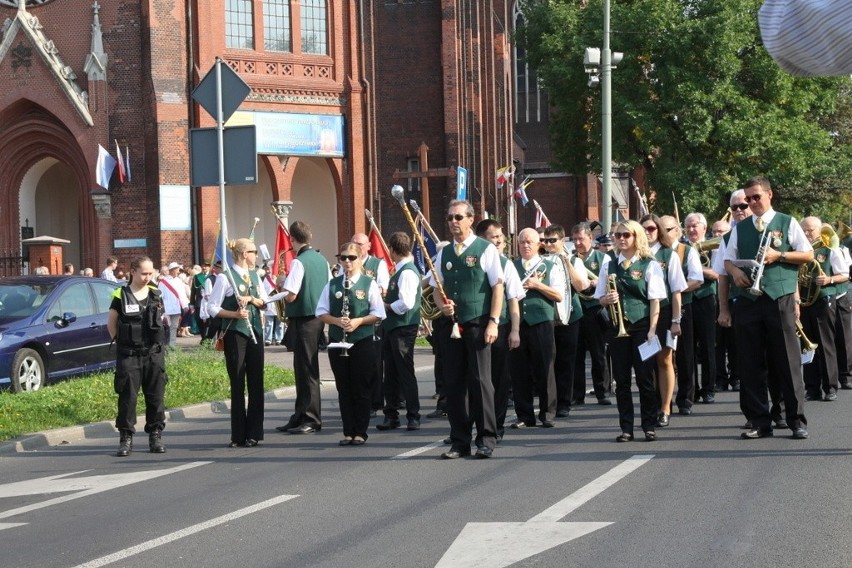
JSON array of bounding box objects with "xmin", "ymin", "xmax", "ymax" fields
[
  {"xmin": 116, "ymin": 430, "xmax": 133, "ymax": 457},
  {"xmin": 148, "ymin": 429, "xmax": 166, "ymax": 453}
]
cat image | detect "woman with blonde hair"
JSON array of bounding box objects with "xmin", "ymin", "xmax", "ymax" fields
[
  {"xmin": 316, "ymin": 242, "xmax": 385, "ymax": 446},
  {"xmin": 207, "ymin": 238, "xmax": 269, "ymax": 447},
  {"xmin": 595, "ymin": 220, "xmax": 667, "ymax": 442}
]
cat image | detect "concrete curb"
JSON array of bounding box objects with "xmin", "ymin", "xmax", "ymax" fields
[{"xmin": 0, "ymin": 385, "xmax": 299, "ymax": 455}]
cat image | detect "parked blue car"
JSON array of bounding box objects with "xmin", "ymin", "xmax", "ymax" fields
[{"xmin": 0, "ymin": 276, "xmax": 121, "ymax": 392}]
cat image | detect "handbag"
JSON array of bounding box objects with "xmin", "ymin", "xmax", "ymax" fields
[{"xmin": 214, "ymin": 333, "xmax": 225, "ymax": 351}]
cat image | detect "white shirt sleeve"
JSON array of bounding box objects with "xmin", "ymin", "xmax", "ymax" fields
[
  {"xmin": 646, "ymin": 260, "xmax": 667, "ymax": 300},
  {"xmin": 593, "ymin": 262, "xmax": 611, "ymax": 300},
  {"xmin": 685, "ymin": 247, "xmax": 704, "ymax": 283},
  {"xmin": 570, "ymin": 256, "xmax": 591, "ymax": 291},
  {"xmin": 368, "ymin": 280, "xmax": 387, "ymax": 320},
  {"xmin": 315, "ymin": 282, "xmax": 332, "ymax": 317},
  {"xmin": 503, "ymin": 260, "xmax": 525, "ymax": 300},
  {"xmin": 480, "ymin": 243, "xmax": 504, "ymax": 287},
  {"xmin": 830, "ymin": 248, "xmax": 850, "ymax": 276},
  {"xmin": 375, "ymin": 260, "xmax": 390, "ymax": 292},
  {"xmin": 666, "ymin": 253, "xmax": 688, "ymax": 293},
  {"xmin": 282, "ymin": 258, "xmax": 305, "ymax": 296},
  {"xmin": 207, "ymin": 273, "xmax": 234, "ymax": 318},
  {"xmin": 758, "ymin": 0, "xmax": 852, "ymax": 77},
  {"xmin": 713, "ymin": 240, "xmax": 728, "ymax": 275},
  {"xmin": 390, "ymin": 269, "xmax": 420, "ymax": 315},
  {"xmin": 788, "ymin": 217, "xmax": 814, "ymax": 252}
]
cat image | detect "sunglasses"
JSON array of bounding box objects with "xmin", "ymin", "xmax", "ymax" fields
[
  {"xmin": 541, "ymin": 237, "xmax": 559, "ymax": 244},
  {"xmin": 642, "ymin": 226, "xmax": 657, "ymax": 233},
  {"xmin": 447, "ymin": 213, "xmax": 470, "ymax": 222},
  {"xmin": 744, "ymin": 194, "xmax": 763, "ymax": 203},
  {"xmin": 337, "ymin": 255, "xmax": 358, "ymax": 262},
  {"xmin": 731, "ymin": 203, "xmax": 749, "ymax": 211},
  {"xmin": 613, "ymin": 232, "xmax": 633, "ymax": 240}
]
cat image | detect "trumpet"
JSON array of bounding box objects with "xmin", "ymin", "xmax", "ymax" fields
[
  {"xmin": 795, "ymin": 319, "xmax": 818, "ymax": 353},
  {"xmin": 606, "ymin": 274, "xmax": 630, "ymax": 338},
  {"xmin": 748, "ymin": 225, "xmax": 772, "ymax": 296}
]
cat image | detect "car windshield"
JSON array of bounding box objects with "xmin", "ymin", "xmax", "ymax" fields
[{"xmin": 0, "ymin": 283, "xmax": 57, "ymax": 321}]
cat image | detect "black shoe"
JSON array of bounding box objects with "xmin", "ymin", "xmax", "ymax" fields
[
  {"xmin": 715, "ymin": 383, "xmax": 728, "ymax": 392},
  {"xmin": 276, "ymin": 421, "xmax": 299, "ymax": 432},
  {"xmin": 228, "ymin": 441, "xmax": 244, "ymax": 448},
  {"xmin": 407, "ymin": 419, "xmax": 421, "ymax": 431},
  {"xmin": 441, "ymin": 448, "xmax": 471, "ymax": 459},
  {"xmin": 376, "ymin": 419, "xmax": 401, "ymax": 431},
  {"xmin": 288, "ymin": 424, "xmax": 318, "ymax": 434},
  {"xmin": 615, "ymin": 432, "xmax": 633, "ymax": 443},
  {"xmin": 805, "ymin": 392, "xmax": 821, "ymax": 401},
  {"xmin": 730, "ymin": 380, "xmax": 741, "ymax": 391},
  {"xmin": 824, "ymin": 391, "xmax": 838, "ymax": 401},
  {"xmin": 555, "ymin": 408, "xmax": 571, "ymax": 418},
  {"xmin": 701, "ymin": 393, "xmax": 715, "ymax": 404},
  {"xmin": 540, "ymin": 420, "xmax": 555, "ymax": 428},
  {"xmin": 351, "ymin": 437, "xmax": 366, "ymax": 446},
  {"xmin": 644, "ymin": 431, "xmax": 657, "ymax": 442},
  {"xmin": 339, "ymin": 438, "xmax": 353, "ymax": 446},
  {"xmin": 571, "ymin": 398, "xmax": 586, "ymax": 406},
  {"xmin": 148, "ymin": 430, "xmax": 166, "ymax": 453},
  {"xmin": 426, "ymin": 409, "xmax": 448, "ymax": 418},
  {"xmin": 741, "ymin": 428, "xmax": 773, "ymax": 439},
  {"xmin": 474, "ymin": 447, "xmax": 493, "ymax": 459},
  {"xmin": 791, "ymin": 427, "xmax": 809, "ymax": 439},
  {"xmin": 774, "ymin": 419, "xmax": 788, "ymax": 429},
  {"xmin": 742, "ymin": 420, "xmax": 753, "ymax": 429},
  {"xmin": 678, "ymin": 406, "xmax": 693, "ymax": 416},
  {"xmin": 443, "ymin": 437, "xmax": 452, "ymax": 445},
  {"xmin": 432, "ymin": 392, "xmax": 440, "ymax": 399},
  {"xmin": 510, "ymin": 421, "xmax": 534, "ymax": 429},
  {"xmin": 657, "ymin": 413, "xmax": 670, "ymax": 427},
  {"xmin": 841, "ymin": 382, "xmax": 852, "ymax": 390},
  {"xmin": 116, "ymin": 431, "xmax": 133, "ymax": 457},
  {"xmin": 597, "ymin": 397, "xmax": 613, "ymax": 406},
  {"xmin": 244, "ymin": 439, "xmax": 259, "ymax": 447}
]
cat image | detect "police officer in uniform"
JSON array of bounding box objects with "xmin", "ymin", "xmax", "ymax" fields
[{"xmin": 107, "ymin": 256, "xmax": 167, "ymax": 457}]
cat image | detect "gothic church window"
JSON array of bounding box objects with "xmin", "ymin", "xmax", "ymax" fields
[{"xmin": 513, "ymin": 3, "xmax": 542, "ymax": 123}]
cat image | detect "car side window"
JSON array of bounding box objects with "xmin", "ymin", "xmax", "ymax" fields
[
  {"xmin": 92, "ymin": 282, "xmax": 119, "ymax": 313},
  {"xmin": 46, "ymin": 283, "xmax": 96, "ymax": 321}
]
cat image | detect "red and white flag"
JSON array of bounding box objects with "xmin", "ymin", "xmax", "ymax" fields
[
  {"xmin": 96, "ymin": 144, "xmax": 116, "ymax": 190},
  {"xmin": 115, "ymin": 140, "xmax": 126, "ymax": 184},
  {"xmin": 368, "ymin": 225, "xmax": 394, "ymax": 274}
]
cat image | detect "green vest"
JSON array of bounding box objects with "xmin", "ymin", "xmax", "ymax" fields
[
  {"xmin": 814, "ymin": 247, "xmax": 838, "ymax": 298},
  {"xmin": 383, "ymin": 262, "xmax": 422, "ymax": 331},
  {"xmin": 327, "ymin": 275, "xmax": 374, "ymax": 343},
  {"xmin": 654, "ymin": 246, "xmax": 674, "ymax": 309},
  {"xmin": 514, "ymin": 257, "xmax": 556, "ymax": 325},
  {"xmin": 286, "ymin": 247, "xmax": 328, "ymax": 317},
  {"xmin": 442, "ymin": 237, "xmax": 493, "ymax": 324},
  {"xmin": 723, "ymin": 231, "xmax": 745, "ymax": 300},
  {"xmin": 221, "ymin": 269, "xmax": 264, "ymax": 339},
  {"xmin": 498, "ymin": 255, "xmax": 510, "ymax": 325},
  {"xmin": 609, "ymin": 257, "xmax": 653, "ymax": 324},
  {"xmin": 737, "ymin": 213, "xmax": 798, "ymax": 300},
  {"xmin": 580, "ymin": 250, "xmax": 607, "ymax": 311},
  {"xmin": 363, "ymin": 256, "xmax": 381, "ymax": 281}
]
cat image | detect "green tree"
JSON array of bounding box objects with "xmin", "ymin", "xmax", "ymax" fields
[{"xmin": 517, "ymin": 0, "xmax": 852, "ymax": 220}]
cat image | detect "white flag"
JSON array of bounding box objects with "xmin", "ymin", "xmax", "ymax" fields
[{"xmin": 96, "ymin": 144, "xmax": 116, "ymax": 190}]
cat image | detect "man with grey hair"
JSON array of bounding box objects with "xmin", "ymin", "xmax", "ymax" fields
[{"xmin": 685, "ymin": 212, "xmax": 719, "ymax": 403}]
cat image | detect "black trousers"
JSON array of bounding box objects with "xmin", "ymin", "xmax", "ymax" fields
[
  {"xmin": 223, "ymin": 330, "xmax": 265, "ymax": 443},
  {"xmin": 510, "ymin": 320, "xmax": 557, "ymax": 424},
  {"xmin": 675, "ymin": 303, "xmax": 696, "ymax": 409},
  {"xmin": 115, "ymin": 347, "xmax": 167, "ymax": 434},
  {"xmin": 288, "ymin": 315, "xmax": 324, "ymax": 428},
  {"xmin": 329, "ymin": 337, "xmax": 373, "ymax": 439},
  {"xmin": 431, "ymin": 316, "xmax": 451, "ymax": 411},
  {"xmin": 802, "ymin": 296, "xmax": 839, "ymax": 396},
  {"xmin": 440, "ymin": 315, "xmax": 497, "ymax": 451},
  {"xmin": 715, "ymin": 300, "xmax": 739, "ymax": 388},
  {"xmin": 574, "ymin": 306, "xmax": 609, "ymax": 401},
  {"xmin": 834, "ymin": 294, "xmax": 852, "ymax": 385},
  {"xmin": 382, "ymin": 324, "xmax": 420, "ymax": 421},
  {"xmin": 554, "ymin": 321, "xmax": 580, "ymax": 411},
  {"xmin": 692, "ymin": 295, "xmax": 718, "ymax": 396},
  {"xmin": 609, "ymin": 318, "xmax": 658, "ymax": 434},
  {"xmin": 734, "ymin": 294, "xmax": 806, "ymax": 430},
  {"xmin": 491, "ymin": 322, "xmax": 512, "ymax": 438},
  {"xmin": 370, "ymin": 326, "xmax": 384, "ymax": 411}
]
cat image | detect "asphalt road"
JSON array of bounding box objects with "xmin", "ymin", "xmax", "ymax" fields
[{"xmin": 2, "ymin": 339, "xmax": 852, "ymax": 568}]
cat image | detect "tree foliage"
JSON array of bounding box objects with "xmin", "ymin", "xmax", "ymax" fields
[{"xmin": 516, "ymin": 0, "xmax": 852, "ymax": 221}]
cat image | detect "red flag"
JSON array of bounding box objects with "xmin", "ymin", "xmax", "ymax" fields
[
  {"xmin": 272, "ymin": 222, "xmax": 295, "ymax": 277},
  {"xmin": 535, "ymin": 208, "xmax": 551, "ymax": 228},
  {"xmin": 115, "ymin": 140, "xmax": 126, "ymax": 184},
  {"xmin": 368, "ymin": 225, "xmax": 394, "ymax": 274}
]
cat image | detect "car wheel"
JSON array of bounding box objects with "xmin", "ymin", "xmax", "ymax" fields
[{"xmin": 11, "ymin": 348, "xmax": 45, "ymax": 392}]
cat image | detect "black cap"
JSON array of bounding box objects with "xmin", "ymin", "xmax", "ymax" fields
[{"xmin": 596, "ymin": 235, "xmax": 613, "ymax": 246}]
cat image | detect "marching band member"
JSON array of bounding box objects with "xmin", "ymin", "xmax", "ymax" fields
[
  {"xmin": 640, "ymin": 214, "xmax": 686, "ymax": 427},
  {"xmin": 711, "ymin": 219, "xmax": 737, "ymax": 392},
  {"xmin": 595, "ymin": 220, "xmax": 666, "ymax": 442},
  {"xmin": 834, "ymin": 236, "xmax": 852, "ymax": 390},
  {"xmin": 685, "ymin": 213, "xmax": 719, "ymax": 404},
  {"xmin": 724, "ymin": 176, "xmax": 813, "ymax": 440}
]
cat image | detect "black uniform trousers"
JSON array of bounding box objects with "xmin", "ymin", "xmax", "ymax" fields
[
  {"xmin": 491, "ymin": 322, "xmax": 512, "ymax": 439},
  {"xmin": 834, "ymin": 293, "xmax": 852, "ymax": 386},
  {"xmin": 370, "ymin": 326, "xmax": 385, "ymax": 411},
  {"xmin": 734, "ymin": 294, "xmax": 806, "ymax": 430},
  {"xmin": 554, "ymin": 321, "xmax": 580, "ymax": 412},
  {"xmin": 675, "ymin": 303, "xmax": 696, "ymax": 409},
  {"xmin": 510, "ymin": 320, "xmax": 557, "ymax": 424},
  {"xmin": 115, "ymin": 347, "xmax": 167, "ymax": 434},
  {"xmin": 715, "ymin": 300, "xmax": 739, "ymax": 389},
  {"xmin": 802, "ymin": 296, "xmax": 839, "ymax": 397},
  {"xmin": 288, "ymin": 315, "xmax": 324, "ymax": 428},
  {"xmin": 692, "ymin": 295, "xmax": 718, "ymax": 397},
  {"xmin": 440, "ymin": 315, "xmax": 497, "ymax": 451},
  {"xmin": 610, "ymin": 317, "xmax": 658, "ymax": 435},
  {"xmin": 431, "ymin": 316, "xmax": 450, "ymax": 412},
  {"xmin": 223, "ymin": 330, "xmax": 265, "ymax": 443},
  {"xmin": 573, "ymin": 306, "xmax": 609, "ymax": 402},
  {"xmin": 382, "ymin": 324, "xmax": 420, "ymax": 421},
  {"xmin": 329, "ymin": 337, "xmax": 373, "ymax": 439}
]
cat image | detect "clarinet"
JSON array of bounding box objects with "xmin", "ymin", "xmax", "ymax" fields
[{"xmin": 339, "ymin": 274, "xmax": 352, "ymax": 357}]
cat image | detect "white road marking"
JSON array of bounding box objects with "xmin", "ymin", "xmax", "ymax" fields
[
  {"xmin": 391, "ymin": 440, "xmax": 445, "ymax": 460},
  {"xmin": 71, "ymin": 494, "xmax": 299, "ymax": 568}
]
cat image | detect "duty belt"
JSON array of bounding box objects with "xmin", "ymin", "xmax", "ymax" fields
[{"xmin": 117, "ymin": 345, "xmax": 163, "ymax": 357}]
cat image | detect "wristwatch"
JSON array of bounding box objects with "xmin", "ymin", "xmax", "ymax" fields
[
  {"xmin": 489, "ymin": 316, "xmax": 499, "ymax": 325},
  {"xmin": 671, "ymin": 318, "xmax": 682, "ymax": 324}
]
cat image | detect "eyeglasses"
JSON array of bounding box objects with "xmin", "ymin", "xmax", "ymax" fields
[
  {"xmin": 613, "ymin": 232, "xmax": 633, "ymax": 240},
  {"xmin": 446, "ymin": 213, "xmax": 470, "ymax": 222},
  {"xmin": 642, "ymin": 226, "xmax": 657, "ymax": 233},
  {"xmin": 744, "ymin": 194, "xmax": 763, "ymax": 203},
  {"xmin": 541, "ymin": 237, "xmax": 559, "ymax": 244},
  {"xmin": 337, "ymin": 255, "xmax": 358, "ymax": 262},
  {"xmin": 731, "ymin": 203, "xmax": 749, "ymax": 211},
  {"xmin": 246, "ymin": 250, "xmax": 257, "ymax": 254}
]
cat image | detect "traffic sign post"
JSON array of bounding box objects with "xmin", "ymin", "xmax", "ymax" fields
[{"xmin": 456, "ymin": 166, "xmax": 467, "ymax": 201}]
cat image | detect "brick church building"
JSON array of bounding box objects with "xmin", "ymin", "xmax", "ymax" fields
[{"xmin": 0, "ymin": 0, "xmax": 601, "ymax": 275}]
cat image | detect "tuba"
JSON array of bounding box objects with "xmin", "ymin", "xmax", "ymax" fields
[
  {"xmin": 606, "ymin": 274, "xmax": 630, "ymax": 338},
  {"xmin": 419, "ymin": 284, "xmax": 442, "ymax": 321},
  {"xmin": 693, "ymin": 237, "xmax": 721, "ymax": 267}
]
